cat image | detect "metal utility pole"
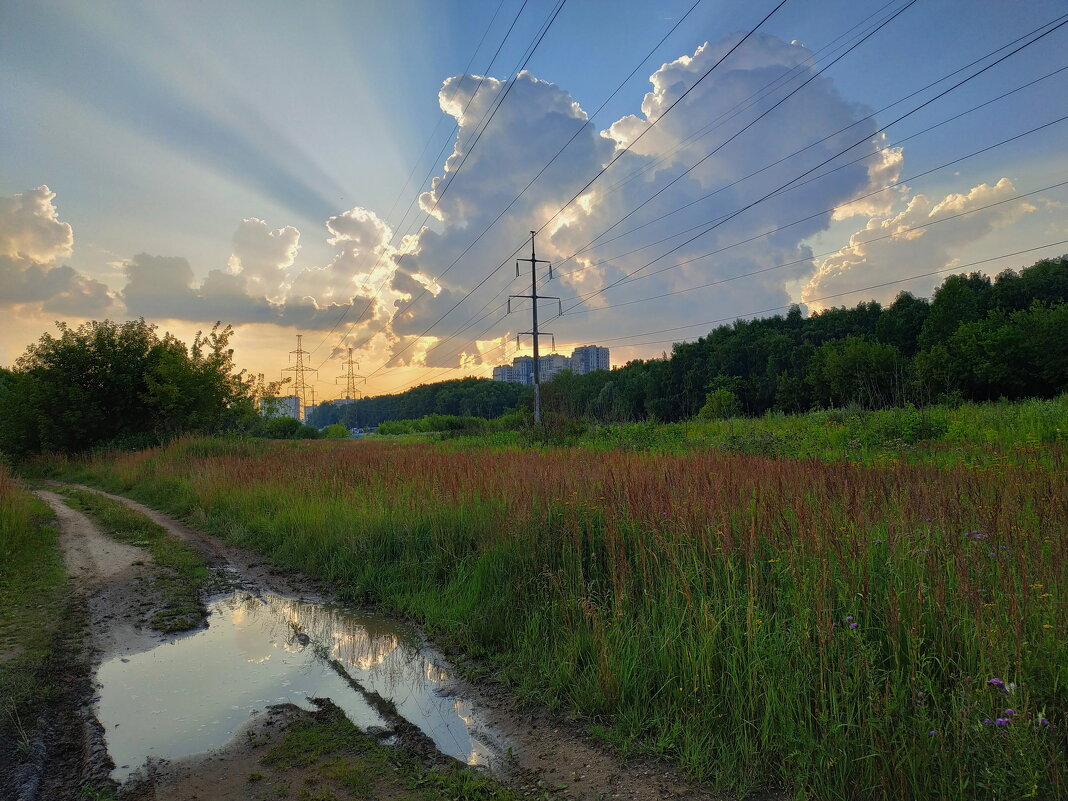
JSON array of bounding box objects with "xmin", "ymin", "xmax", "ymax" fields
[
  {"xmin": 282, "ymin": 334, "xmax": 317, "ymax": 421},
  {"xmin": 336, "ymin": 347, "xmax": 366, "ymax": 429},
  {"xmin": 509, "ymin": 231, "xmax": 560, "ymax": 424},
  {"xmin": 336, "ymin": 347, "xmax": 366, "ymax": 401}
]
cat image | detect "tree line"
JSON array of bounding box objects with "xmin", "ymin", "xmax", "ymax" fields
[
  {"xmin": 306, "ymin": 376, "xmax": 529, "ymax": 429},
  {"xmin": 541, "ymin": 256, "xmax": 1067, "ymax": 422}
]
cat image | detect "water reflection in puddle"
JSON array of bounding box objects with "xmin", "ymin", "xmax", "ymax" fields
[{"xmin": 96, "ymin": 592, "xmax": 506, "ymax": 781}]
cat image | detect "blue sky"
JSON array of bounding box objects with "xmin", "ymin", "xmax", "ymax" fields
[{"xmin": 2, "ymin": 0, "xmax": 1066, "ymax": 400}]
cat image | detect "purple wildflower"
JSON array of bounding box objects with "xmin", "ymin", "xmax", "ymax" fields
[
  {"xmin": 983, "ymin": 718, "xmax": 993, "ymax": 725},
  {"xmin": 928, "ymin": 730, "xmax": 937, "ymax": 736},
  {"xmin": 845, "ymin": 616, "xmax": 854, "ymax": 623},
  {"xmin": 1004, "ymin": 709, "xmax": 1015, "ymax": 716},
  {"xmin": 994, "ymin": 718, "xmax": 1010, "ymax": 727},
  {"xmin": 849, "ymin": 622, "xmax": 858, "ymax": 630}
]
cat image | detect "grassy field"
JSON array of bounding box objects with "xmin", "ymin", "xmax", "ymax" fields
[
  {"xmin": 0, "ymin": 465, "xmax": 69, "ymax": 763},
  {"xmin": 29, "ymin": 403, "xmax": 1068, "ymax": 800},
  {"xmin": 453, "ymin": 395, "xmax": 1068, "ymax": 470}
]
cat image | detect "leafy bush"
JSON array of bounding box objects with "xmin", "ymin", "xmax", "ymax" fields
[{"xmin": 322, "ymin": 423, "xmax": 350, "ymax": 439}]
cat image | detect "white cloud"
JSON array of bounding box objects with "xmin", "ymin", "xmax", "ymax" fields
[
  {"xmin": 802, "ymin": 178, "xmax": 1035, "ymax": 309},
  {"xmin": 226, "ymin": 218, "xmax": 300, "ymax": 302},
  {"xmin": 0, "ymin": 186, "xmax": 73, "ymax": 262},
  {"xmin": 0, "ymin": 186, "xmax": 113, "ymax": 315}
]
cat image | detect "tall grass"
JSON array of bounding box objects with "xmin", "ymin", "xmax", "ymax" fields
[
  {"xmin": 458, "ymin": 395, "xmax": 1068, "ymax": 470},
  {"xmin": 48, "ymin": 437, "xmax": 1067, "ymax": 800},
  {"xmin": 0, "ymin": 464, "xmax": 68, "ymax": 745}
]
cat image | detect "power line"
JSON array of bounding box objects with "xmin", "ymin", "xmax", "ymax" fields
[
  {"xmin": 413, "ymin": 61, "xmax": 1068, "ymax": 371},
  {"xmin": 378, "ymin": 115, "xmax": 1068, "ymax": 395},
  {"xmin": 556, "ymin": 29, "xmax": 1068, "ymax": 274},
  {"xmin": 316, "ymin": 0, "xmax": 567, "ymax": 372},
  {"xmin": 367, "ymin": 0, "xmax": 794, "ymax": 378},
  {"xmin": 560, "ymin": 112, "xmax": 1068, "ymax": 305},
  {"xmin": 409, "ymin": 0, "xmax": 943, "ymax": 362},
  {"xmin": 386, "ymin": 0, "xmax": 708, "ymax": 369},
  {"xmin": 360, "ymin": 9, "xmax": 1068, "ymax": 397},
  {"xmin": 562, "ymin": 178, "xmax": 1068, "ymax": 316},
  {"xmin": 561, "ymin": 14, "xmax": 1068, "ymax": 314},
  {"xmin": 305, "ymin": 0, "xmax": 515, "ymax": 360},
  {"xmin": 414, "ymin": 0, "xmax": 905, "ymax": 368},
  {"xmin": 547, "ymin": 0, "xmax": 919, "ymax": 271}
]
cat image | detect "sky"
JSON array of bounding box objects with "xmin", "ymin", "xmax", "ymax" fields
[{"xmin": 2, "ymin": 0, "xmax": 1067, "ymax": 404}]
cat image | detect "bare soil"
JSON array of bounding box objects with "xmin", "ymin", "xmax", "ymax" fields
[{"xmin": 26, "ymin": 482, "xmax": 723, "ymax": 801}]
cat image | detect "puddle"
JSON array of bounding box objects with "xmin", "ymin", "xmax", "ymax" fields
[{"xmin": 96, "ymin": 591, "xmax": 509, "ymax": 781}]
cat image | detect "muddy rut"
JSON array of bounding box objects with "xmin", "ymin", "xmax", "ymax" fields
[{"xmin": 26, "ymin": 482, "xmax": 719, "ymax": 801}]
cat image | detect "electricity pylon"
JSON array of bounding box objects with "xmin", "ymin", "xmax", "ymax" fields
[
  {"xmin": 282, "ymin": 334, "xmax": 317, "ymax": 421},
  {"xmin": 509, "ymin": 231, "xmax": 560, "ymax": 424},
  {"xmin": 336, "ymin": 347, "xmax": 366, "ymax": 401}
]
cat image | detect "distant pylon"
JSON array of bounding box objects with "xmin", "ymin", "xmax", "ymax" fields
[
  {"xmin": 282, "ymin": 334, "xmax": 317, "ymax": 421},
  {"xmin": 509, "ymin": 231, "xmax": 560, "ymax": 424},
  {"xmin": 336, "ymin": 347, "xmax": 366, "ymax": 401}
]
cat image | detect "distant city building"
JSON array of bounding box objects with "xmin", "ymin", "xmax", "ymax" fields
[
  {"xmin": 512, "ymin": 355, "xmax": 535, "ymax": 385},
  {"xmin": 571, "ymin": 345, "xmax": 610, "ymax": 375},
  {"xmin": 539, "ymin": 353, "xmax": 571, "ymax": 381},
  {"xmin": 490, "ymin": 346, "xmax": 610, "ymax": 385},
  {"xmin": 264, "ymin": 394, "xmax": 301, "ymax": 419}
]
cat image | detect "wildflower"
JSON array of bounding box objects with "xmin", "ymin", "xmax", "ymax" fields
[
  {"xmin": 1004, "ymin": 709, "xmax": 1015, "ymax": 716},
  {"xmin": 987, "ymin": 678, "xmax": 1007, "ymax": 693},
  {"xmin": 1040, "ymin": 717, "xmax": 1050, "ymax": 726},
  {"xmin": 875, "ymin": 539, "xmax": 883, "ymax": 544},
  {"xmin": 983, "ymin": 718, "xmax": 994, "ymax": 725},
  {"xmin": 849, "ymin": 622, "xmax": 858, "ymax": 630},
  {"xmin": 928, "ymin": 730, "xmax": 937, "ymax": 736},
  {"xmin": 845, "ymin": 616, "xmax": 854, "ymax": 623},
  {"xmin": 994, "ymin": 718, "xmax": 1010, "ymax": 727}
]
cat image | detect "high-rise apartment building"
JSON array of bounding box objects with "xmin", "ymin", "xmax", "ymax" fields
[{"xmin": 490, "ymin": 346, "xmax": 610, "ymax": 385}]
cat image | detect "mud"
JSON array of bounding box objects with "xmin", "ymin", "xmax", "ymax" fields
[{"xmin": 25, "ymin": 482, "xmax": 723, "ymax": 801}]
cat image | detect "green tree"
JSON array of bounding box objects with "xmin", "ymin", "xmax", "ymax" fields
[
  {"xmin": 697, "ymin": 388, "xmax": 742, "ymax": 420},
  {"xmin": 0, "ymin": 319, "xmax": 256, "ymax": 458}
]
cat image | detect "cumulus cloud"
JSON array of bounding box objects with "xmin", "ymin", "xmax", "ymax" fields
[
  {"xmin": 802, "ymin": 178, "xmax": 1035, "ymax": 309},
  {"xmin": 226, "ymin": 218, "xmax": 300, "ymax": 302},
  {"xmin": 0, "ymin": 186, "xmax": 73, "ymax": 262},
  {"xmin": 0, "ymin": 186, "xmax": 114, "ymax": 315},
  {"xmin": 366, "ymin": 33, "xmax": 921, "ymax": 371},
  {"xmin": 289, "ymin": 206, "xmax": 398, "ymax": 311},
  {"xmin": 119, "ymin": 208, "xmax": 397, "ymax": 332}
]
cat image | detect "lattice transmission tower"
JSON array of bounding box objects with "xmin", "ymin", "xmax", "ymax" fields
[
  {"xmin": 282, "ymin": 334, "xmax": 317, "ymax": 421},
  {"xmin": 336, "ymin": 347, "xmax": 366, "ymax": 401}
]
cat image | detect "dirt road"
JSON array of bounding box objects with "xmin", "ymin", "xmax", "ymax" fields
[{"xmin": 25, "ymin": 483, "xmax": 721, "ymax": 801}]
